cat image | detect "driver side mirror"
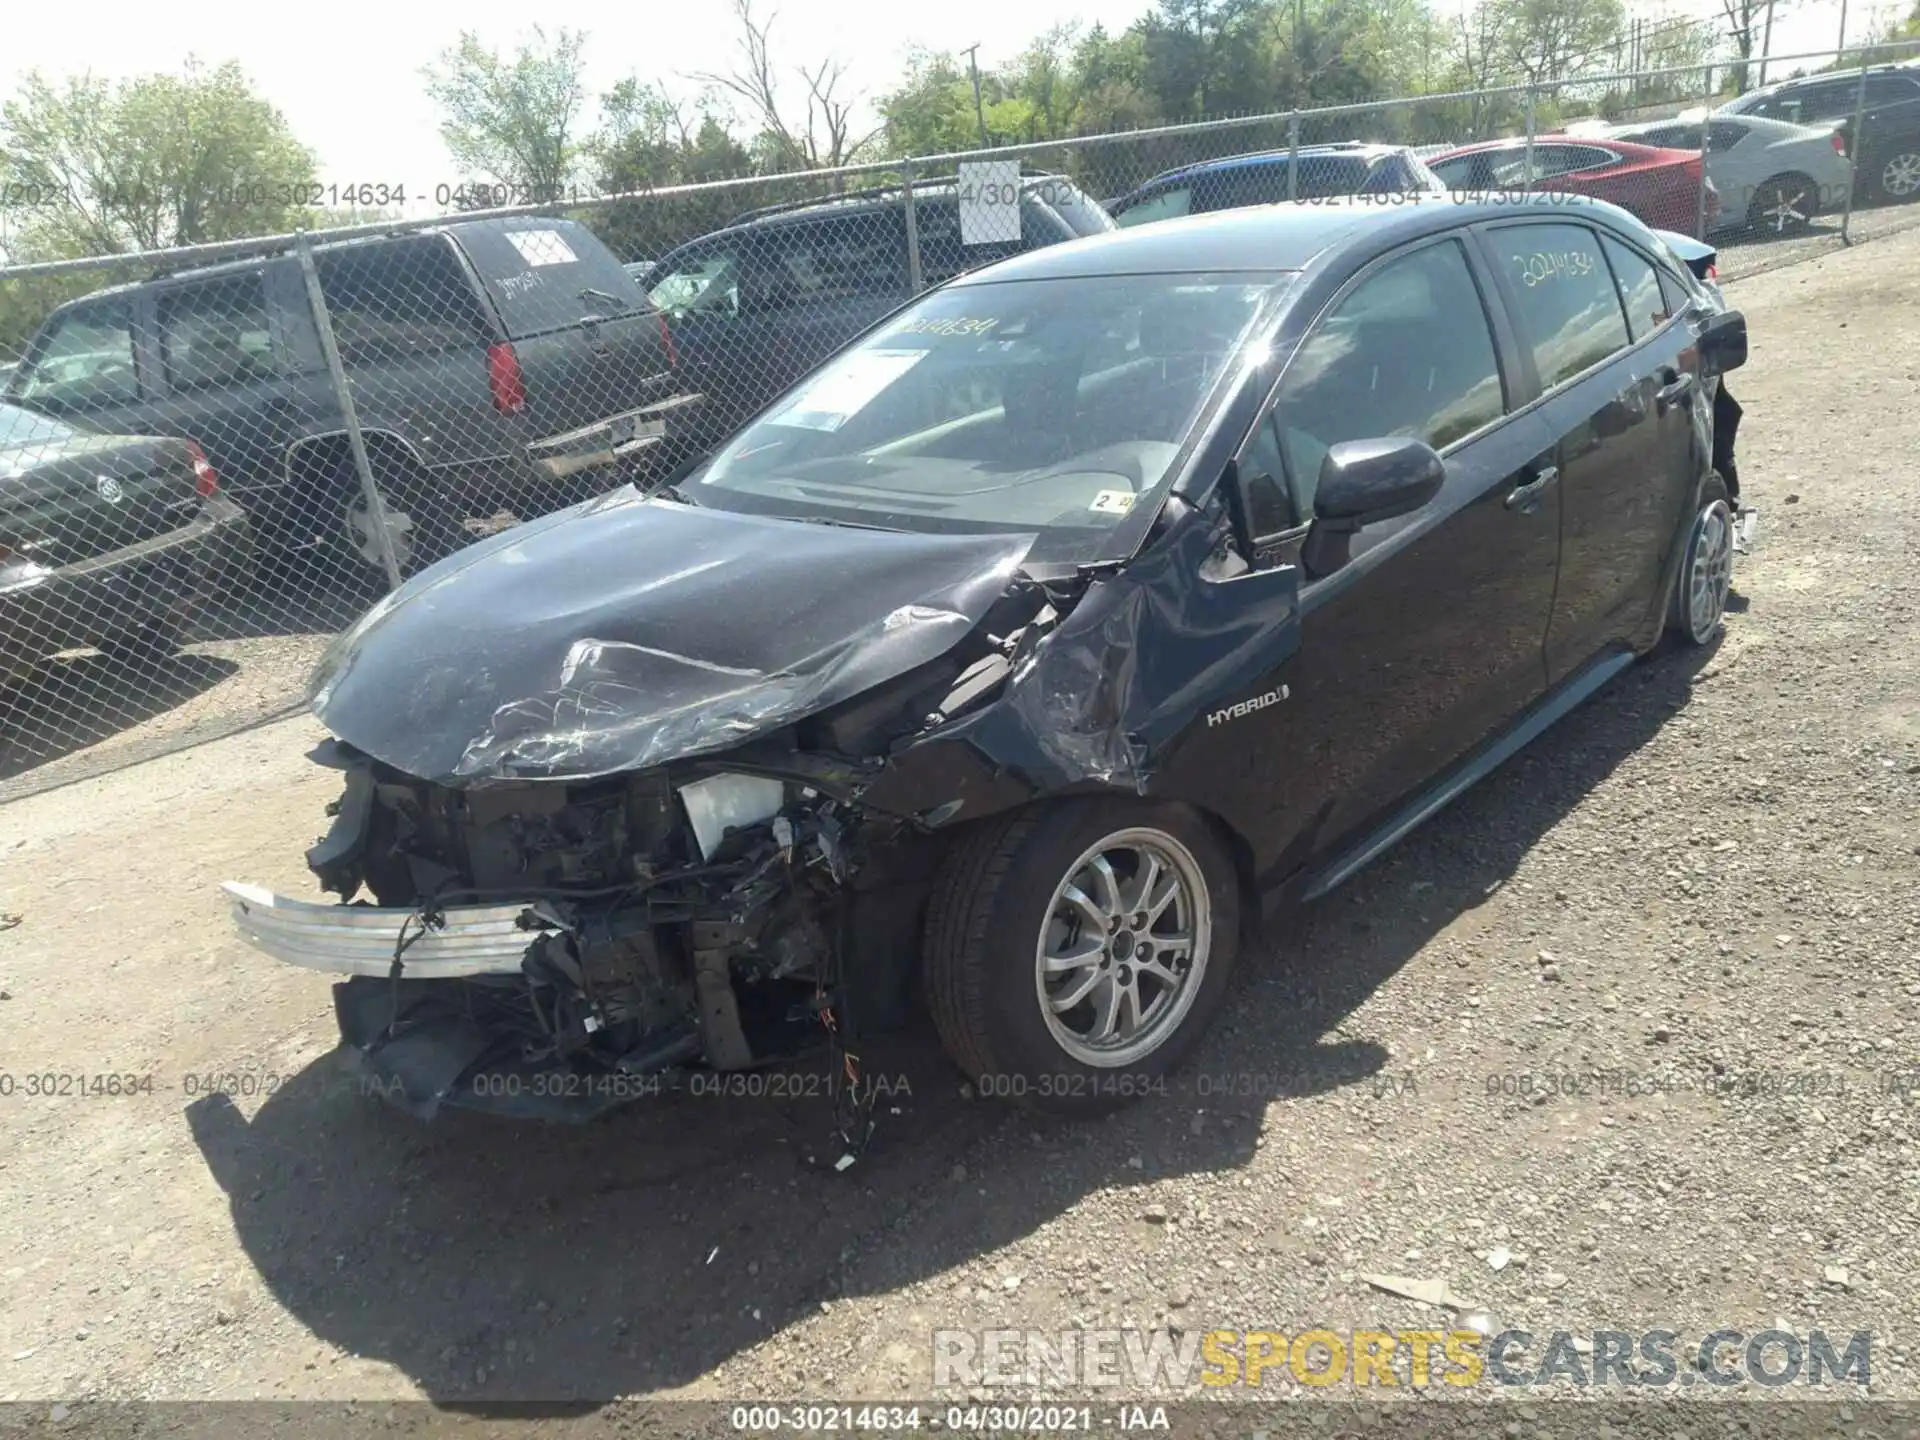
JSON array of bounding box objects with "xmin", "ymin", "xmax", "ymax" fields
[
  {"xmin": 1301, "ymin": 436, "xmax": 1446, "ymax": 578},
  {"xmin": 1698, "ymin": 309, "xmax": 1747, "ymax": 374}
]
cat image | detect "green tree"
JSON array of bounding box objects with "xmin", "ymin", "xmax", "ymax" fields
[
  {"xmin": 589, "ymin": 82, "xmax": 756, "ymax": 260},
  {"xmin": 1488, "ymin": 0, "xmax": 1627, "ymax": 86},
  {"xmin": 424, "ymin": 26, "xmax": 591, "ymax": 195},
  {"xmin": 0, "ymin": 59, "xmax": 316, "ymax": 257}
]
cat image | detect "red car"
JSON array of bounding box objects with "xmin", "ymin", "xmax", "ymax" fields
[{"xmin": 1429, "ymin": 137, "xmax": 1719, "ymax": 237}]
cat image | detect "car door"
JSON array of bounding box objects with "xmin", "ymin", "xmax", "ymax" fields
[
  {"xmin": 1222, "ymin": 234, "xmax": 1562, "ymax": 873},
  {"xmin": 1480, "ymin": 220, "xmax": 1699, "ymax": 685},
  {"xmin": 146, "ymin": 271, "xmax": 306, "ymax": 532}
]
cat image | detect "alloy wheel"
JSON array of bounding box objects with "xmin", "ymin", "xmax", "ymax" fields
[
  {"xmin": 1883, "ymin": 152, "xmax": 1920, "ymax": 200},
  {"xmin": 1034, "ymin": 827, "xmax": 1212, "ymax": 1068},
  {"xmin": 1687, "ymin": 500, "xmax": 1734, "ymax": 643},
  {"xmin": 342, "ymin": 491, "xmax": 415, "ymax": 576},
  {"xmin": 1755, "ymin": 178, "xmax": 1814, "ymax": 232}
]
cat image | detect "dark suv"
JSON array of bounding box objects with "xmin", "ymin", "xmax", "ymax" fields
[
  {"xmin": 3, "ymin": 217, "xmax": 697, "ymax": 580},
  {"xmin": 1106, "ymin": 143, "xmax": 1451, "ymax": 226},
  {"xmin": 1719, "ymin": 62, "xmax": 1920, "ymax": 202},
  {"xmin": 644, "ymin": 174, "xmax": 1113, "ymax": 439}
]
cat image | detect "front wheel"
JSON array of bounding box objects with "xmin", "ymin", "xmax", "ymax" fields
[
  {"xmin": 1668, "ymin": 474, "xmax": 1734, "ymax": 646},
  {"xmin": 922, "ymin": 799, "xmax": 1240, "ymax": 1116}
]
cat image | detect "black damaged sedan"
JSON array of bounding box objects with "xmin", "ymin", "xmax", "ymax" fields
[{"xmin": 225, "ymin": 196, "xmax": 1747, "ymax": 1124}]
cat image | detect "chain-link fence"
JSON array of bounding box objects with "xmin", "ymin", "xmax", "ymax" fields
[{"xmin": 3, "ymin": 44, "xmax": 1918, "ymax": 801}]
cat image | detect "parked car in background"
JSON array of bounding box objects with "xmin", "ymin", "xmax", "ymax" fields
[
  {"xmin": 1717, "ymin": 62, "xmax": 1920, "ymax": 202},
  {"xmin": 3, "ymin": 216, "xmax": 699, "ymax": 583},
  {"xmin": 224, "ymin": 196, "xmax": 1747, "ymax": 1124},
  {"xmin": 1429, "ymin": 137, "xmax": 1719, "ymax": 236},
  {"xmin": 1602, "ymin": 113, "xmax": 1852, "ymax": 235},
  {"xmin": 1, "ymin": 400, "xmax": 250, "ymax": 682},
  {"xmin": 645, "ymin": 173, "xmax": 1113, "ymax": 440},
  {"xmin": 1106, "ymin": 143, "xmax": 1449, "ymax": 226}
]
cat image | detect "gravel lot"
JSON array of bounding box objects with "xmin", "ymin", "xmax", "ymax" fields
[{"xmin": 1, "ymin": 220, "xmax": 1917, "ymax": 1417}]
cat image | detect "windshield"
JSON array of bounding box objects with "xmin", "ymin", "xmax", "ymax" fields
[
  {"xmin": 0, "ymin": 401, "xmax": 76, "ymax": 451},
  {"xmin": 685, "ymin": 271, "xmax": 1289, "ymax": 564}
]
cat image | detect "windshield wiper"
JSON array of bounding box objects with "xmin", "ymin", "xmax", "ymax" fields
[{"xmin": 580, "ymin": 286, "xmax": 631, "ymax": 313}]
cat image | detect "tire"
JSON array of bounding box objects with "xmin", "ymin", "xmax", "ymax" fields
[
  {"xmin": 329, "ymin": 457, "xmax": 460, "ymax": 588},
  {"xmin": 1873, "ymin": 147, "xmax": 1920, "ymax": 204},
  {"xmin": 1745, "ymin": 173, "xmax": 1819, "ymax": 234},
  {"xmin": 1667, "ymin": 473, "xmax": 1734, "ymax": 647},
  {"xmin": 922, "ymin": 798, "xmax": 1241, "ymax": 1116}
]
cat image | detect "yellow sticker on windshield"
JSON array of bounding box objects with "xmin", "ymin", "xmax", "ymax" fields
[{"xmin": 1090, "ymin": 489, "xmax": 1136, "ymax": 516}]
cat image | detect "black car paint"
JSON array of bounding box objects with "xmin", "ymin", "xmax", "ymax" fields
[
  {"xmin": 311, "ymin": 490, "xmax": 1034, "ymax": 785},
  {"xmin": 293, "ymin": 197, "xmax": 1742, "ymax": 1116},
  {"xmin": 0, "ymin": 421, "xmax": 251, "ymax": 673}
]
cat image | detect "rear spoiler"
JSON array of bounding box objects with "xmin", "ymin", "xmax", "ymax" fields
[{"xmin": 1650, "ymin": 227, "xmax": 1717, "ymax": 280}]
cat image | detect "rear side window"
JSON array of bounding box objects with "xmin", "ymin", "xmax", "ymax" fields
[
  {"xmin": 911, "ymin": 202, "xmax": 1021, "ymax": 284},
  {"xmin": 1113, "ymin": 184, "xmax": 1194, "ymax": 227},
  {"xmin": 745, "ymin": 214, "xmax": 909, "ymax": 308},
  {"xmin": 1497, "ymin": 222, "xmax": 1632, "ymax": 389},
  {"xmin": 1600, "ymin": 236, "xmax": 1671, "ymax": 341},
  {"xmin": 455, "ymin": 219, "xmax": 650, "ymax": 338},
  {"xmin": 1271, "ymin": 239, "xmax": 1506, "ymax": 521},
  {"xmin": 16, "ymin": 303, "xmax": 139, "ymax": 408},
  {"xmin": 315, "ymin": 238, "xmax": 492, "ymax": 363},
  {"xmin": 158, "ymin": 275, "xmax": 278, "ymax": 392}
]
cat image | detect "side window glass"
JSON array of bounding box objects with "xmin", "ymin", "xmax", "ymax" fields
[
  {"xmin": 316, "ymin": 241, "xmax": 491, "ymax": 362},
  {"xmin": 1115, "ymin": 185, "xmax": 1193, "ymax": 226},
  {"xmin": 1707, "ymin": 122, "xmax": 1746, "ymax": 152},
  {"xmin": 1237, "ymin": 412, "xmax": 1295, "ymax": 539},
  {"xmin": 1600, "ymin": 236, "xmax": 1670, "ymax": 341},
  {"xmin": 648, "ymin": 247, "xmax": 742, "ymax": 318},
  {"xmin": 158, "ymin": 278, "xmax": 277, "ymax": 392},
  {"xmin": 1499, "ymin": 223, "xmax": 1632, "ymax": 389},
  {"xmin": 1270, "ymin": 239, "xmax": 1505, "ymax": 522},
  {"xmin": 1656, "ymin": 267, "xmax": 1692, "ymax": 317},
  {"xmin": 16, "ymin": 304, "xmax": 139, "ymax": 408}
]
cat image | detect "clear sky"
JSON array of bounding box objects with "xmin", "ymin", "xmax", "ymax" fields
[{"xmin": 1, "ymin": 0, "xmax": 1905, "ymax": 217}]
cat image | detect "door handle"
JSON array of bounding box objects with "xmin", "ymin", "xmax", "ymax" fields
[
  {"xmin": 1505, "ymin": 464, "xmax": 1560, "ymax": 513},
  {"xmin": 1656, "ymin": 369, "xmax": 1696, "ymax": 409}
]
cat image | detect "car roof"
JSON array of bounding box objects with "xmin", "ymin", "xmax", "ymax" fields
[
  {"xmin": 709, "ymin": 174, "xmax": 1090, "ymax": 235},
  {"xmin": 40, "ymin": 214, "xmax": 546, "ymax": 310},
  {"xmin": 1434, "ymin": 135, "xmax": 1669, "ymax": 159},
  {"xmin": 943, "ymin": 193, "xmax": 1632, "ymax": 284},
  {"xmin": 1131, "ymin": 142, "xmax": 1410, "ymax": 189}
]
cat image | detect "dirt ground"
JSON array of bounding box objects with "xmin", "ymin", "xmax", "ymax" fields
[{"xmin": 2, "ymin": 221, "xmax": 1918, "ymax": 1415}]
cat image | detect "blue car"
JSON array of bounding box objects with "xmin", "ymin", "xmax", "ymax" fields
[{"xmin": 1108, "ymin": 142, "xmax": 1450, "ymax": 227}]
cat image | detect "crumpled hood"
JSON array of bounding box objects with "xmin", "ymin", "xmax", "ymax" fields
[{"xmin": 309, "ymin": 488, "xmax": 1034, "ymax": 785}]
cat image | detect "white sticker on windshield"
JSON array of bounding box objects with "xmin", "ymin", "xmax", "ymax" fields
[
  {"xmin": 506, "ymin": 229, "xmax": 579, "ymax": 266},
  {"xmin": 1089, "ymin": 489, "xmax": 1136, "ymax": 516},
  {"xmin": 769, "ymin": 349, "xmax": 927, "ymax": 433},
  {"xmin": 959, "ymin": 159, "xmax": 1022, "ymax": 247}
]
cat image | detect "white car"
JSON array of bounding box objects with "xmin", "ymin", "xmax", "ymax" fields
[{"xmin": 1606, "ymin": 112, "xmax": 1853, "ymax": 236}]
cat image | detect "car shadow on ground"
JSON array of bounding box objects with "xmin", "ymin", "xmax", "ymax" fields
[
  {"xmin": 184, "ymin": 640, "xmax": 1715, "ymax": 1404},
  {"xmin": 0, "ymin": 651, "xmax": 241, "ymax": 782}
]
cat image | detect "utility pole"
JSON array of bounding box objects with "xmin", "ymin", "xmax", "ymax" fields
[
  {"xmin": 1757, "ymin": 0, "xmax": 1776, "ymax": 85},
  {"xmin": 961, "ymin": 43, "xmax": 989, "ymax": 147},
  {"xmin": 1838, "ymin": 0, "xmax": 1849, "ymax": 57}
]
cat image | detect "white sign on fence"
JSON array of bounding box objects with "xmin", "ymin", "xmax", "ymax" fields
[{"xmin": 957, "ymin": 160, "xmax": 1023, "ymax": 247}]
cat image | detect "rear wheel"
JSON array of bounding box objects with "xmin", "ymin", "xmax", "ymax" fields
[
  {"xmin": 923, "ymin": 799, "xmax": 1240, "ymax": 1115},
  {"xmin": 329, "ymin": 457, "xmax": 460, "ymax": 587},
  {"xmin": 1668, "ymin": 474, "xmax": 1734, "ymax": 646},
  {"xmin": 1746, "ymin": 173, "xmax": 1819, "ymax": 233},
  {"xmin": 1876, "ymin": 148, "xmax": 1920, "ymax": 203}
]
